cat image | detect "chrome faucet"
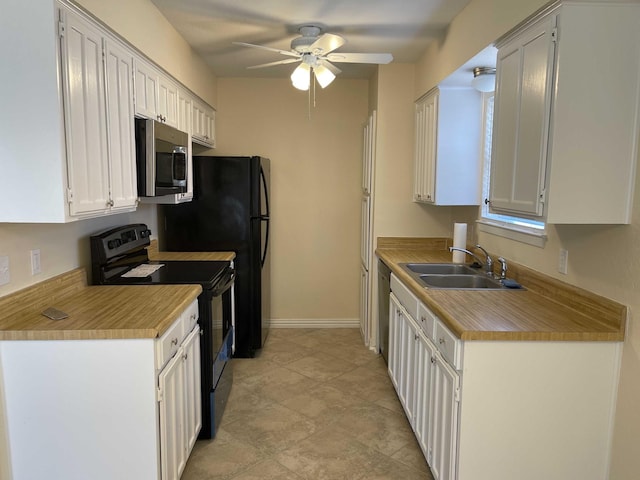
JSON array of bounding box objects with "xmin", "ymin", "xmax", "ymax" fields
[
  {"xmin": 474, "ymin": 244, "xmax": 493, "ymax": 276},
  {"xmin": 449, "ymin": 247, "xmax": 484, "ymax": 267}
]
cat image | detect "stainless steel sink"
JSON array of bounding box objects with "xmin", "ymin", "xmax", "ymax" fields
[
  {"xmin": 402, "ymin": 263, "xmax": 479, "ymax": 275},
  {"xmin": 419, "ymin": 274, "xmax": 505, "ymax": 290}
]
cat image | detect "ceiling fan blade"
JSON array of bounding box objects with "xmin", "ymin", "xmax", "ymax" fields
[
  {"xmin": 318, "ymin": 59, "xmax": 342, "ymax": 76},
  {"xmin": 309, "ymin": 33, "xmax": 345, "ymax": 55},
  {"xmin": 247, "ymin": 58, "xmax": 301, "ymax": 70},
  {"xmin": 233, "ymin": 41, "xmax": 300, "ymax": 58},
  {"xmin": 326, "ymin": 52, "xmax": 393, "ymax": 64}
]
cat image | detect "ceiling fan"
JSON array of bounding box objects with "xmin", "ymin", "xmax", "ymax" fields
[{"xmin": 234, "ymin": 25, "xmax": 393, "ymax": 91}]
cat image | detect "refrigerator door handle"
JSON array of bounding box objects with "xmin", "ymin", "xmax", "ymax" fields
[
  {"xmin": 260, "ymin": 165, "xmax": 270, "ymax": 218},
  {"xmin": 261, "ymin": 217, "xmax": 269, "ymax": 268}
]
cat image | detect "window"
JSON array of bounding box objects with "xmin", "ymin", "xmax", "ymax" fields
[{"xmin": 478, "ymin": 92, "xmax": 547, "ymax": 247}]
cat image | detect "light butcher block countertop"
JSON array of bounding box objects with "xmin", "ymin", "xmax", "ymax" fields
[
  {"xmin": 377, "ymin": 237, "xmax": 626, "ymax": 342},
  {"xmin": 148, "ymin": 239, "xmax": 235, "ymax": 262},
  {"xmin": 0, "ymin": 268, "xmax": 201, "ymax": 341}
]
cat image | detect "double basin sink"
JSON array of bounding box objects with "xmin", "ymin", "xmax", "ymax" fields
[{"xmin": 400, "ymin": 263, "xmax": 523, "ymax": 290}]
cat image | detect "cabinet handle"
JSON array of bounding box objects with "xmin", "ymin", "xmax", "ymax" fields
[
  {"xmin": 414, "ymin": 334, "xmax": 419, "ymax": 340},
  {"xmin": 183, "ymin": 353, "xmax": 188, "ymax": 360},
  {"xmin": 107, "ymin": 199, "xmax": 114, "ymax": 207},
  {"xmin": 421, "ymin": 316, "xmax": 426, "ymax": 323},
  {"xmin": 171, "ymin": 337, "xmax": 178, "ymax": 346},
  {"xmin": 439, "ymin": 338, "xmax": 445, "ymax": 345},
  {"xmin": 484, "ymin": 198, "xmax": 491, "ymax": 205},
  {"xmin": 430, "ymin": 356, "xmax": 436, "ymax": 364},
  {"xmin": 190, "ymin": 314, "xmax": 196, "ymax": 321}
]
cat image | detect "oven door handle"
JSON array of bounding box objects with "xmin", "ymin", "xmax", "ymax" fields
[{"xmin": 212, "ymin": 267, "xmax": 235, "ymax": 296}]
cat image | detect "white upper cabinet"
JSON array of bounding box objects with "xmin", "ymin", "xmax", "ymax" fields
[
  {"xmin": 490, "ymin": 14, "xmax": 555, "ymax": 217},
  {"xmin": 61, "ymin": 10, "xmax": 111, "ymax": 217},
  {"xmin": 490, "ymin": 1, "xmax": 640, "ymax": 224},
  {"xmin": 134, "ymin": 59, "xmax": 179, "ymax": 128},
  {"xmin": 104, "ymin": 38, "xmax": 138, "ymax": 211},
  {"xmin": 192, "ymin": 98, "xmax": 216, "ymax": 148},
  {"xmin": 414, "ymin": 87, "xmax": 482, "ymax": 206}
]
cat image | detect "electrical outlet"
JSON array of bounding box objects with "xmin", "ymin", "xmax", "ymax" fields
[
  {"xmin": 30, "ymin": 249, "xmax": 41, "ymax": 275},
  {"xmin": 0, "ymin": 256, "xmax": 10, "ymax": 285},
  {"xmin": 558, "ymin": 248, "xmax": 568, "ymax": 275}
]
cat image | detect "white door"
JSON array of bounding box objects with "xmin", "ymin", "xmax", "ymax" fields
[
  {"xmin": 158, "ymin": 349, "xmax": 186, "ymax": 480},
  {"xmin": 183, "ymin": 326, "xmax": 202, "ymax": 453},
  {"xmin": 489, "ymin": 15, "xmax": 555, "ymax": 217},
  {"xmin": 60, "ymin": 10, "xmax": 110, "ymax": 216},
  {"xmin": 414, "ymin": 331, "xmax": 435, "ymax": 458},
  {"xmin": 134, "ymin": 59, "xmax": 159, "ymax": 119},
  {"xmin": 158, "ymin": 76, "xmax": 179, "ymax": 127},
  {"xmin": 104, "ymin": 39, "xmax": 137, "ymax": 210},
  {"xmin": 429, "ymin": 353, "xmax": 460, "ymax": 480}
]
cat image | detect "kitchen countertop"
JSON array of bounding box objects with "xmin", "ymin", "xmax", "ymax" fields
[
  {"xmin": 0, "ymin": 268, "xmax": 201, "ymax": 341},
  {"xmin": 377, "ymin": 237, "xmax": 626, "ymax": 342},
  {"xmin": 148, "ymin": 240, "xmax": 235, "ymax": 262}
]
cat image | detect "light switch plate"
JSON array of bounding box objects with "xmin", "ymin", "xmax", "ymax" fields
[
  {"xmin": 30, "ymin": 249, "xmax": 41, "ymax": 275},
  {"xmin": 0, "ymin": 256, "xmax": 10, "ymax": 285},
  {"xmin": 558, "ymin": 248, "xmax": 568, "ymax": 275}
]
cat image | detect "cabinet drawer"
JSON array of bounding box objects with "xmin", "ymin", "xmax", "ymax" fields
[
  {"xmin": 183, "ymin": 300, "xmax": 199, "ymax": 332},
  {"xmin": 434, "ymin": 320, "xmax": 462, "ymax": 370},
  {"xmin": 417, "ymin": 302, "xmax": 436, "ymax": 342},
  {"xmin": 390, "ymin": 274, "xmax": 419, "ymax": 320},
  {"xmin": 156, "ymin": 314, "xmax": 186, "ymax": 370}
]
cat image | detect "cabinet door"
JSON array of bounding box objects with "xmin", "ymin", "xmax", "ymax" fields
[
  {"xmin": 158, "ymin": 348, "xmax": 186, "ymax": 480},
  {"xmin": 158, "ymin": 76, "xmax": 179, "ymax": 128},
  {"xmin": 359, "ymin": 265, "xmax": 369, "ymax": 342},
  {"xmin": 60, "ymin": 9, "xmax": 110, "ymax": 216},
  {"xmin": 177, "ymin": 89, "xmax": 192, "ymax": 134},
  {"xmin": 414, "ymin": 332, "xmax": 435, "ymax": 458},
  {"xmin": 388, "ymin": 294, "xmax": 402, "ymax": 389},
  {"xmin": 414, "ymin": 91, "xmax": 437, "ymax": 203},
  {"xmin": 134, "ymin": 59, "xmax": 159, "ymax": 119},
  {"xmin": 490, "ymin": 14, "xmax": 556, "ymax": 217},
  {"xmin": 104, "ymin": 39, "xmax": 137, "ymax": 210},
  {"xmin": 429, "ymin": 353, "xmax": 460, "ymax": 480},
  {"xmin": 183, "ymin": 326, "xmax": 202, "ymax": 454},
  {"xmin": 360, "ymin": 195, "xmax": 371, "ymax": 268}
]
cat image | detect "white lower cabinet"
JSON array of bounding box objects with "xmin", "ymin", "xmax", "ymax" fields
[
  {"xmin": 159, "ymin": 324, "xmax": 201, "ymax": 480},
  {"xmin": 388, "ymin": 273, "xmax": 621, "ymax": 480},
  {"xmin": 0, "ymin": 299, "xmax": 201, "ymax": 480},
  {"xmin": 389, "ymin": 290, "xmax": 458, "ymax": 480}
]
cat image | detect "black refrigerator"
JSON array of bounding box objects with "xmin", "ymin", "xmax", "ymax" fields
[{"xmin": 160, "ymin": 156, "xmax": 270, "ymax": 358}]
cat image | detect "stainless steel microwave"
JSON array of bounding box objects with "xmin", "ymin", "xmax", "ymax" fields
[{"xmin": 135, "ymin": 118, "xmax": 189, "ymax": 197}]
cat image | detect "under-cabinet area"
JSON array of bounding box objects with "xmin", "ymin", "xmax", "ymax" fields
[{"xmin": 377, "ymin": 238, "xmax": 626, "ymax": 480}]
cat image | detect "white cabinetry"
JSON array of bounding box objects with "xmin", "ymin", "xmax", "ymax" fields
[
  {"xmin": 359, "ymin": 111, "xmax": 376, "ymax": 344},
  {"xmin": 490, "ymin": 1, "xmax": 640, "ymax": 223},
  {"xmin": 387, "ymin": 271, "xmax": 622, "ymax": 480},
  {"xmin": 389, "ymin": 275, "xmax": 459, "ymax": 480},
  {"xmin": 158, "ymin": 324, "xmax": 201, "ymax": 480},
  {"xmin": 59, "ymin": 4, "xmax": 138, "ymax": 217},
  {"xmin": 134, "ymin": 59, "xmax": 179, "ymax": 128},
  {"xmin": 192, "ymin": 98, "xmax": 216, "ymax": 147},
  {"xmin": 0, "ymin": 299, "xmax": 201, "ymax": 480},
  {"xmin": 413, "ymin": 87, "xmax": 482, "ymax": 206},
  {"xmin": 0, "ymin": 0, "xmax": 139, "ymax": 222}
]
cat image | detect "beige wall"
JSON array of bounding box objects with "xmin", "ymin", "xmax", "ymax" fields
[
  {"xmin": 415, "ymin": 0, "xmax": 640, "ymax": 477},
  {"xmin": 76, "ymin": 0, "xmax": 218, "ymax": 106},
  {"xmin": 215, "ymin": 77, "xmax": 368, "ymax": 323}
]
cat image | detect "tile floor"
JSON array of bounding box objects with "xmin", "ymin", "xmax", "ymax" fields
[{"xmin": 182, "ymin": 328, "xmax": 434, "ymax": 480}]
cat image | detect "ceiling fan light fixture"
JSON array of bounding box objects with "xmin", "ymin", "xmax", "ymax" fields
[
  {"xmin": 313, "ymin": 64, "xmax": 335, "ymax": 88},
  {"xmin": 472, "ymin": 67, "xmax": 496, "ymax": 92},
  {"xmin": 291, "ymin": 63, "xmax": 311, "ymax": 91}
]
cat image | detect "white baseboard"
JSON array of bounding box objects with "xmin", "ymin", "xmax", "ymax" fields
[{"xmin": 269, "ymin": 318, "xmax": 360, "ymax": 328}]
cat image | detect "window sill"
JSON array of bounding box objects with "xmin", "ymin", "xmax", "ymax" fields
[{"xmin": 477, "ymin": 219, "xmax": 547, "ymax": 248}]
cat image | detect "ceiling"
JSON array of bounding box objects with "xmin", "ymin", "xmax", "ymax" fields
[{"xmin": 150, "ymin": 0, "xmax": 475, "ymax": 80}]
